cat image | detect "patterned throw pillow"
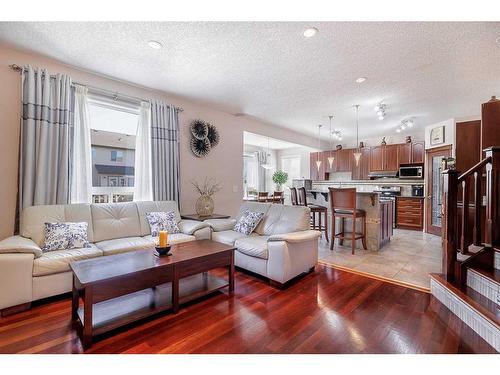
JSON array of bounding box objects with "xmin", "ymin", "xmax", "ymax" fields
[
  {"xmin": 42, "ymin": 222, "xmax": 91, "ymax": 252},
  {"xmin": 146, "ymin": 211, "xmax": 180, "ymax": 237},
  {"xmin": 233, "ymin": 210, "xmax": 265, "ymax": 235}
]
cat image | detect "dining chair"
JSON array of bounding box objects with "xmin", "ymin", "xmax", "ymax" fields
[
  {"xmin": 257, "ymin": 192, "xmax": 269, "ymax": 202},
  {"xmin": 272, "ymin": 191, "xmax": 283, "ymax": 204}
]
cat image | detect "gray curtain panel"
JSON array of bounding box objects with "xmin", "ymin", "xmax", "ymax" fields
[
  {"xmin": 256, "ymin": 150, "xmax": 267, "ymax": 192},
  {"xmin": 19, "ymin": 66, "xmax": 73, "ymax": 211},
  {"xmin": 150, "ymin": 100, "xmax": 180, "ymax": 203}
]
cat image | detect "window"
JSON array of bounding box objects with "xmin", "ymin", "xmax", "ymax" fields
[
  {"xmin": 281, "ymin": 155, "xmax": 301, "ymax": 188},
  {"xmin": 111, "ymin": 150, "xmax": 124, "ymax": 162},
  {"xmin": 88, "ymin": 95, "xmax": 139, "ymax": 203},
  {"xmin": 243, "ymin": 153, "xmax": 259, "ymax": 197}
]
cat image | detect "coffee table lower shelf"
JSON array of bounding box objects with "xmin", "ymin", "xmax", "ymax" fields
[{"xmin": 76, "ymin": 273, "xmax": 228, "ymax": 337}]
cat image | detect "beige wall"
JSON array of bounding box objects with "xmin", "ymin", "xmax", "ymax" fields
[{"xmin": 0, "ymin": 43, "xmax": 321, "ymax": 240}]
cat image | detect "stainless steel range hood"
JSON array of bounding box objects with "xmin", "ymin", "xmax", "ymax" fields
[{"xmin": 367, "ymin": 171, "xmax": 398, "ymax": 179}]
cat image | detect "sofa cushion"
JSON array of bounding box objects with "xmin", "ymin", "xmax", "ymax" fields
[
  {"xmin": 135, "ymin": 201, "xmax": 181, "ymax": 236},
  {"xmin": 212, "ymin": 230, "xmax": 252, "ymax": 246},
  {"xmin": 33, "ymin": 244, "xmax": 103, "ymax": 277},
  {"xmin": 91, "ymin": 202, "xmax": 141, "ymax": 242},
  {"xmin": 258, "ymin": 204, "xmax": 310, "ymax": 236},
  {"xmin": 234, "ymin": 236, "xmax": 270, "ymax": 259},
  {"xmin": 142, "ymin": 233, "xmax": 196, "ymax": 245},
  {"xmin": 145, "ymin": 211, "xmax": 180, "ymax": 236},
  {"xmin": 41, "ymin": 222, "xmax": 91, "ymax": 252},
  {"xmin": 21, "ymin": 203, "xmax": 94, "ymax": 246},
  {"xmin": 95, "ymin": 236, "xmax": 153, "ymax": 256},
  {"xmin": 233, "ymin": 210, "xmax": 265, "ymax": 235},
  {"xmin": 236, "ymin": 202, "xmax": 271, "ymax": 235}
]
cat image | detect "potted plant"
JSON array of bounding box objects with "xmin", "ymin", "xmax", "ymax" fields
[
  {"xmin": 272, "ymin": 170, "xmax": 288, "ymax": 192},
  {"xmin": 190, "ymin": 177, "xmax": 222, "ymax": 217}
]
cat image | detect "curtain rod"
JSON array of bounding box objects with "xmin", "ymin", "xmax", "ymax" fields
[{"xmin": 8, "ymin": 64, "xmax": 184, "ymax": 112}]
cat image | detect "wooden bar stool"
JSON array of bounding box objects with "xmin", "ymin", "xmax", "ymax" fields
[
  {"xmin": 290, "ymin": 187, "xmax": 299, "ymax": 205},
  {"xmin": 328, "ymin": 188, "xmax": 367, "ymax": 254},
  {"xmin": 298, "ymin": 187, "xmax": 329, "ymax": 243}
]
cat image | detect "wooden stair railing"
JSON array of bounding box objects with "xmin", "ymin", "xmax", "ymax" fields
[{"xmin": 442, "ymin": 146, "xmax": 500, "ymax": 283}]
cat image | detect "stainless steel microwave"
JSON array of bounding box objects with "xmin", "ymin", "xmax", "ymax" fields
[{"xmin": 399, "ymin": 165, "xmax": 423, "ymax": 179}]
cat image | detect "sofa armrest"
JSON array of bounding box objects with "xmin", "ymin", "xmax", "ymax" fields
[
  {"xmin": 178, "ymin": 220, "xmax": 210, "ymax": 235},
  {"xmin": 204, "ymin": 218, "xmax": 236, "ymax": 232},
  {"xmin": 268, "ymin": 230, "xmax": 321, "ymax": 243},
  {"xmin": 0, "ymin": 253, "xmax": 34, "ymax": 310},
  {"xmin": 0, "ymin": 235, "xmax": 43, "ymax": 259}
]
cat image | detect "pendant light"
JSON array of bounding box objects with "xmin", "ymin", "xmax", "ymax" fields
[
  {"xmin": 327, "ymin": 115, "xmax": 335, "ymax": 168},
  {"xmin": 261, "ymin": 137, "xmax": 272, "ymax": 170},
  {"xmin": 353, "ymin": 105, "xmax": 362, "ymax": 166},
  {"xmin": 316, "ymin": 125, "xmax": 322, "ymax": 171}
]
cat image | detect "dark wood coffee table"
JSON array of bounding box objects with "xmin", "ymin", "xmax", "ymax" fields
[{"xmin": 69, "ymin": 240, "xmax": 235, "ymax": 349}]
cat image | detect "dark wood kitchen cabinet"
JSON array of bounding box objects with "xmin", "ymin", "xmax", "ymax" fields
[
  {"xmin": 399, "ymin": 142, "xmax": 425, "ymax": 165},
  {"xmin": 336, "ymin": 149, "xmax": 352, "ymax": 172},
  {"xmin": 370, "ymin": 145, "xmax": 399, "ymax": 172},
  {"xmin": 351, "ymin": 147, "xmax": 371, "ymax": 180},
  {"xmin": 310, "ymin": 152, "xmax": 325, "ymax": 180},
  {"xmin": 396, "ymin": 197, "xmax": 424, "ymax": 230}
]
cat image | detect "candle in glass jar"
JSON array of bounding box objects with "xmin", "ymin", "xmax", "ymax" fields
[{"xmin": 159, "ymin": 231, "xmax": 168, "ymax": 247}]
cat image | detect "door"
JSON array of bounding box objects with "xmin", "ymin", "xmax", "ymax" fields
[
  {"xmin": 385, "ymin": 144, "xmax": 399, "ymax": 171},
  {"xmin": 370, "ymin": 146, "xmax": 384, "ymax": 171},
  {"xmin": 425, "ymin": 145, "xmax": 452, "ymax": 235}
]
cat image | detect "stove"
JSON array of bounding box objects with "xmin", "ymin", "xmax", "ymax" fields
[{"xmin": 373, "ymin": 186, "xmax": 401, "ymax": 228}]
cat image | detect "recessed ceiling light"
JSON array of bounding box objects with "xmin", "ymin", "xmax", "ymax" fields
[
  {"xmin": 356, "ymin": 77, "xmax": 367, "ymax": 83},
  {"xmin": 303, "ymin": 27, "xmax": 319, "ymax": 38},
  {"xmin": 147, "ymin": 40, "xmax": 163, "ymax": 50}
]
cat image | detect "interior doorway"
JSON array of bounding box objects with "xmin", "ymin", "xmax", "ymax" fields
[{"xmin": 425, "ymin": 145, "xmax": 452, "ymax": 235}]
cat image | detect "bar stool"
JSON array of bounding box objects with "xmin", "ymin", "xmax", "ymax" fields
[
  {"xmin": 298, "ymin": 187, "xmax": 329, "ymax": 242},
  {"xmin": 290, "ymin": 187, "xmax": 299, "ymax": 205},
  {"xmin": 328, "ymin": 188, "xmax": 367, "ymax": 254}
]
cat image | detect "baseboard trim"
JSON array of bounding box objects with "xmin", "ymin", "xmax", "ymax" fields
[{"xmin": 318, "ymin": 261, "xmax": 431, "ymax": 293}]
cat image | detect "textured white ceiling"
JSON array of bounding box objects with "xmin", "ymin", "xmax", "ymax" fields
[{"xmin": 1, "ymin": 22, "xmax": 500, "ymax": 142}]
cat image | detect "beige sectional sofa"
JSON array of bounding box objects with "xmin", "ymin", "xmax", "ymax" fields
[
  {"xmin": 0, "ymin": 200, "xmax": 319, "ymax": 314},
  {"xmin": 0, "ymin": 201, "xmax": 210, "ymax": 313}
]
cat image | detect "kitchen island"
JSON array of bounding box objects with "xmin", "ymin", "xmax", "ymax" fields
[{"xmin": 307, "ymin": 189, "xmax": 393, "ymax": 251}]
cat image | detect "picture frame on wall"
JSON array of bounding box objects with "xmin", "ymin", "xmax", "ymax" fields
[{"xmin": 430, "ymin": 125, "xmax": 445, "ymax": 145}]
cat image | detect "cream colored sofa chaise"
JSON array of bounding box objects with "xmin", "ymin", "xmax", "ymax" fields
[
  {"xmin": 0, "ymin": 201, "xmax": 211, "ymax": 314},
  {"xmin": 206, "ymin": 202, "xmax": 320, "ymax": 289}
]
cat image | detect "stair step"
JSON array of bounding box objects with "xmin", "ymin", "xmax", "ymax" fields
[
  {"xmin": 467, "ymin": 267, "xmax": 500, "ymax": 305},
  {"xmin": 430, "ymin": 273, "xmax": 499, "ymax": 352}
]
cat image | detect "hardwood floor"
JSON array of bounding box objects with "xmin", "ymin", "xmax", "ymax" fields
[{"xmin": 0, "ymin": 265, "xmax": 495, "ymax": 354}]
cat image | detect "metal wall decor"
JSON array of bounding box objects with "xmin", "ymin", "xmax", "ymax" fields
[{"xmin": 189, "ymin": 119, "xmax": 220, "ymax": 158}]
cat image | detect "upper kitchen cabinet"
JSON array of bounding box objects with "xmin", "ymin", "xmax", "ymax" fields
[
  {"xmin": 336, "ymin": 148, "xmax": 352, "ymax": 172},
  {"xmin": 399, "ymin": 142, "xmax": 425, "ymax": 165},
  {"xmin": 351, "ymin": 147, "xmax": 371, "ymax": 180},
  {"xmin": 370, "ymin": 144, "xmax": 399, "ymax": 172},
  {"xmin": 385, "ymin": 144, "xmax": 399, "ymax": 171},
  {"xmin": 310, "ymin": 152, "xmax": 326, "ymax": 180},
  {"xmin": 411, "ymin": 142, "xmax": 425, "ymax": 164},
  {"xmin": 370, "ymin": 145, "xmax": 384, "ymax": 171}
]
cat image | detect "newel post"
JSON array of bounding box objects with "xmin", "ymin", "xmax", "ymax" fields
[
  {"xmin": 442, "ymin": 169, "xmax": 459, "ymax": 281},
  {"xmin": 484, "ymin": 146, "xmax": 500, "ymax": 248}
]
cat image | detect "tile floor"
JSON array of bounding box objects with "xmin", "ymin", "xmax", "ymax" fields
[{"xmin": 318, "ymin": 229, "xmax": 442, "ymax": 289}]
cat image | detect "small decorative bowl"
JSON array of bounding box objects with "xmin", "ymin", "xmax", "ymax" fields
[{"xmin": 155, "ymin": 245, "xmax": 172, "ymax": 257}]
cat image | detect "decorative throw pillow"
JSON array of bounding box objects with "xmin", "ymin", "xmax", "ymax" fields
[
  {"xmin": 42, "ymin": 222, "xmax": 91, "ymax": 252},
  {"xmin": 233, "ymin": 210, "xmax": 265, "ymax": 235},
  {"xmin": 146, "ymin": 211, "xmax": 180, "ymax": 237}
]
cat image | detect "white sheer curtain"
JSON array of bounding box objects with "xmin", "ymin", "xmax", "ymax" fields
[
  {"xmin": 134, "ymin": 101, "xmax": 153, "ymax": 201},
  {"xmin": 70, "ymin": 85, "xmax": 92, "ymax": 203}
]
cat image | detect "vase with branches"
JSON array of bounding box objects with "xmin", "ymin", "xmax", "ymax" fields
[{"xmin": 190, "ymin": 177, "xmax": 222, "ymax": 217}]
